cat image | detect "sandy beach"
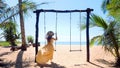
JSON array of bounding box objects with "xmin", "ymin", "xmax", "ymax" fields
[{"xmin": 0, "ymin": 45, "xmax": 115, "ymax": 68}]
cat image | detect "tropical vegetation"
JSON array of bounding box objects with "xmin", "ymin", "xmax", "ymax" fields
[
  {"xmin": 81, "ymin": 13, "xmax": 120, "ymax": 66},
  {"xmin": 0, "ymin": 20, "xmax": 21, "ymax": 47},
  {"xmin": 0, "ymin": 0, "xmax": 47, "ymax": 50},
  {"xmin": 101, "ymin": 0, "xmax": 120, "ymax": 21},
  {"xmin": 81, "ymin": 0, "xmax": 120, "ymax": 66},
  {"xmin": 0, "ymin": 41, "xmax": 9, "ymax": 46},
  {"xmin": 90, "ymin": 14, "xmax": 120, "ymax": 66},
  {"xmin": 27, "ymin": 35, "xmax": 34, "ymax": 44}
]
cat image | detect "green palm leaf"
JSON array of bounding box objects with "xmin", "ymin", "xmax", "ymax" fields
[
  {"xmin": 0, "ymin": 1, "xmax": 47, "ymax": 23},
  {"xmin": 90, "ymin": 35, "xmax": 103, "ymax": 46},
  {"xmin": 90, "ymin": 14, "xmax": 108, "ymax": 30},
  {"xmin": 81, "ymin": 14, "xmax": 108, "ymax": 31},
  {"xmin": 101, "ymin": 0, "xmax": 110, "ymax": 13}
]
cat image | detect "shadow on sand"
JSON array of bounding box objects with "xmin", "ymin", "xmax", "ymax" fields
[
  {"xmin": 15, "ymin": 51, "xmax": 24, "ymax": 68},
  {"xmin": 15, "ymin": 50, "xmax": 35, "ymax": 68},
  {"xmin": 96, "ymin": 59, "xmax": 114, "ymax": 66},
  {"xmin": 89, "ymin": 62, "xmax": 104, "ymax": 68},
  {"xmin": 0, "ymin": 52, "xmax": 12, "ymax": 57},
  {"xmin": 89, "ymin": 59, "xmax": 115, "ymax": 68},
  {"xmin": 36, "ymin": 62, "xmax": 65, "ymax": 68},
  {"xmin": 0, "ymin": 50, "xmax": 13, "ymax": 67}
]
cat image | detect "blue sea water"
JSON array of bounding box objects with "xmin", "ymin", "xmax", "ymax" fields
[
  {"xmin": 56, "ymin": 42, "xmax": 86, "ymax": 45},
  {"xmin": 40, "ymin": 41, "xmax": 86, "ymax": 45}
]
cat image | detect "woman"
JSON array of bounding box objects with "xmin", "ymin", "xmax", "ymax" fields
[{"xmin": 36, "ymin": 31, "xmax": 57, "ymax": 64}]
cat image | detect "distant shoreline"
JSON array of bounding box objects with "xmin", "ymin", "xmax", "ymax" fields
[
  {"xmin": 39, "ymin": 41, "xmax": 100, "ymax": 46},
  {"xmin": 39, "ymin": 41, "xmax": 86, "ymax": 45}
]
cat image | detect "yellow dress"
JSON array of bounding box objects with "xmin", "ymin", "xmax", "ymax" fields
[{"xmin": 36, "ymin": 38, "xmax": 54, "ymax": 64}]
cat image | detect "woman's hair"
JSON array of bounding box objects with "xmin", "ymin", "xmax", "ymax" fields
[
  {"xmin": 47, "ymin": 31, "xmax": 54, "ymax": 36},
  {"xmin": 47, "ymin": 36, "xmax": 52, "ymax": 42},
  {"xmin": 46, "ymin": 31, "xmax": 54, "ymax": 42}
]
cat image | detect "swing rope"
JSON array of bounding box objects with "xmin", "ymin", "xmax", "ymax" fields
[
  {"xmin": 44, "ymin": 12, "xmax": 46, "ymax": 45},
  {"xmin": 70, "ymin": 12, "xmax": 72, "ymax": 51},
  {"xmin": 69, "ymin": 12, "xmax": 82, "ymax": 52},
  {"xmin": 79, "ymin": 12, "xmax": 82, "ymax": 51},
  {"xmin": 54, "ymin": 12, "xmax": 58, "ymax": 51}
]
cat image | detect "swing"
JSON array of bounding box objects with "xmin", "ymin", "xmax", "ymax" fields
[
  {"xmin": 69, "ymin": 12, "xmax": 82, "ymax": 52},
  {"xmin": 44, "ymin": 12, "xmax": 82, "ymax": 52}
]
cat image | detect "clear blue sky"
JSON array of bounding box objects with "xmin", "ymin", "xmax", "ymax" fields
[{"xmin": 2, "ymin": 0, "xmax": 106, "ymax": 43}]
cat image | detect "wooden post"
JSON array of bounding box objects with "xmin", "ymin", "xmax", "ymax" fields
[
  {"xmin": 86, "ymin": 8, "xmax": 92, "ymax": 62},
  {"xmin": 34, "ymin": 11, "xmax": 40, "ymax": 62}
]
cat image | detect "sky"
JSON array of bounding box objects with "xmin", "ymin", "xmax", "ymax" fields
[{"xmin": 2, "ymin": 0, "xmax": 107, "ymax": 43}]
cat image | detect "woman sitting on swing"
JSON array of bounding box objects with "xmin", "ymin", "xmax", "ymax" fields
[{"xmin": 36, "ymin": 31, "xmax": 57, "ymax": 65}]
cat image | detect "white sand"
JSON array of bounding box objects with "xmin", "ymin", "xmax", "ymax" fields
[{"xmin": 0, "ymin": 45, "xmax": 115, "ymax": 68}]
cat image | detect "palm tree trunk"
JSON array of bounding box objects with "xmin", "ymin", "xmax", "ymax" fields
[{"xmin": 19, "ymin": 0, "xmax": 27, "ymax": 51}]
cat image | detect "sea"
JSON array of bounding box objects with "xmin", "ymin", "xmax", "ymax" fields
[{"xmin": 40, "ymin": 41, "xmax": 86, "ymax": 45}]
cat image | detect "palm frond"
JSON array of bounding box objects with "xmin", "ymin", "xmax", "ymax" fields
[
  {"xmin": 22, "ymin": 1, "xmax": 37, "ymax": 14},
  {"xmin": 108, "ymin": 21, "xmax": 116, "ymax": 30},
  {"xmin": 81, "ymin": 22, "xmax": 86, "ymax": 30},
  {"xmin": 0, "ymin": 32, "xmax": 4, "ymax": 39},
  {"xmin": 114, "ymin": 22, "xmax": 120, "ymax": 47},
  {"xmin": 90, "ymin": 14, "xmax": 108, "ymax": 30},
  {"xmin": 0, "ymin": 1, "xmax": 47, "ymax": 23},
  {"xmin": 101, "ymin": 0, "xmax": 110, "ymax": 13},
  {"xmin": 80, "ymin": 16, "xmax": 95, "ymax": 30},
  {"xmin": 103, "ymin": 45, "xmax": 116, "ymax": 56},
  {"xmin": 0, "ymin": 4, "xmax": 19, "ymax": 23},
  {"xmin": 104, "ymin": 21, "xmax": 117, "ymax": 36},
  {"xmin": 0, "ymin": 0, "xmax": 8, "ymax": 13},
  {"xmin": 90, "ymin": 35, "xmax": 103, "ymax": 46}
]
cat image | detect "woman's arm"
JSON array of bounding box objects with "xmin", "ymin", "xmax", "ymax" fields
[
  {"xmin": 54, "ymin": 33, "xmax": 58, "ymax": 40},
  {"xmin": 52, "ymin": 34, "xmax": 57, "ymax": 40},
  {"xmin": 52, "ymin": 37, "xmax": 57, "ymax": 40}
]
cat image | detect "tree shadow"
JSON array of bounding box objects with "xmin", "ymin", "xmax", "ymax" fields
[
  {"xmin": 0, "ymin": 50, "xmax": 33, "ymax": 68},
  {"xmin": 96, "ymin": 59, "xmax": 114, "ymax": 66},
  {"xmin": 15, "ymin": 51, "xmax": 24, "ymax": 68},
  {"xmin": 0, "ymin": 59, "xmax": 8, "ymax": 67},
  {"xmin": 0, "ymin": 52, "xmax": 12, "ymax": 57},
  {"xmin": 22, "ymin": 60, "xmax": 33, "ymax": 67},
  {"xmin": 36, "ymin": 62, "xmax": 66, "ymax": 68},
  {"xmin": 0, "ymin": 59, "xmax": 15, "ymax": 67},
  {"xmin": 0, "ymin": 47, "xmax": 14, "ymax": 67},
  {"xmin": 89, "ymin": 59, "xmax": 114, "ymax": 68},
  {"xmin": 15, "ymin": 50, "xmax": 35, "ymax": 68},
  {"xmin": 89, "ymin": 62, "xmax": 104, "ymax": 68}
]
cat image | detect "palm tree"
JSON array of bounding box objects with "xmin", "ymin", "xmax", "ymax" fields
[
  {"xmin": 27, "ymin": 35, "xmax": 34, "ymax": 44},
  {"xmin": 81, "ymin": 14, "xmax": 120, "ymax": 66},
  {"xmin": 0, "ymin": 20, "xmax": 20, "ymax": 47},
  {"xmin": 18, "ymin": 0, "xmax": 26, "ymax": 50},
  {"xmin": 0, "ymin": 0, "xmax": 36, "ymax": 50},
  {"xmin": 0, "ymin": 1, "xmax": 47, "ymax": 23},
  {"xmin": 18, "ymin": 0, "xmax": 48, "ymax": 50},
  {"xmin": 0, "ymin": 0, "xmax": 48, "ymax": 50},
  {"xmin": 101, "ymin": 0, "xmax": 120, "ymax": 21}
]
